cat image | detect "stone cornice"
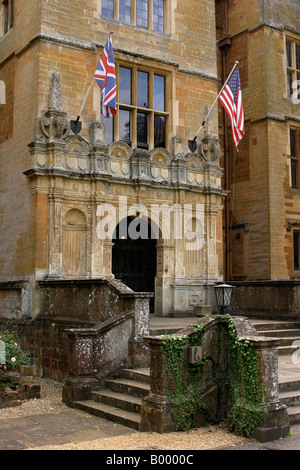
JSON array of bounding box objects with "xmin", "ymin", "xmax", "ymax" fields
[{"xmin": 11, "ymin": 31, "xmax": 218, "ymax": 82}]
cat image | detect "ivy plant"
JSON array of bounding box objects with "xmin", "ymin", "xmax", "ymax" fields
[
  {"xmin": 160, "ymin": 316, "xmax": 268, "ymax": 436},
  {"xmin": 215, "ymin": 314, "xmax": 268, "ymax": 436},
  {"xmin": 160, "ymin": 325, "xmax": 211, "ymax": 431}
]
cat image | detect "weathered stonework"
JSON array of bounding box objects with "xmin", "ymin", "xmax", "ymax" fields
[
  {"xmin": 140, "ymin": 316, "xmax": 290, "ymax": 442},
  {"xmin": 216, "ymin": 0, "xmax": 300, "ymax": 288},
  {"xmin": 0, "ymin": 0, "xmax": 224, "ymax": 386},
  {"xmin": 22, "ymin": 72, "xmax": 225, "ymax": 319}
]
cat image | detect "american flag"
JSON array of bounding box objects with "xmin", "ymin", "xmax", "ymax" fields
[
  {"xmin": 94, "ymin": 34, "xmax": 117, "ymax": 117},
  {"xmin": 218, "ymin": 66, "xmax": 244, "ymax": 149}
]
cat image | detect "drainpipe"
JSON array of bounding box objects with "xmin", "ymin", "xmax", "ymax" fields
[{"xmin": 218, "ymin": 0, "xmax": 231, "ymax": 282}]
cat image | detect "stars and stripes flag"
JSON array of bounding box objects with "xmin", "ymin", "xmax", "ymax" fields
[
  {"xmin": 94, "ymin": 34, "xmax": 117, "ymax": 118},
  {"xmin": 218, "ymin": 66, "xmax": 244, "ymax": 149}
]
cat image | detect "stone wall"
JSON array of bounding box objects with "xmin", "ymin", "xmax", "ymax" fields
[
  {"xmin": 0, "ymin": 0, "xmax": 220, "ymax": 287},
  {"xmin": 216, "ymin": 0, "xmax": 300, "ymax": 283},
  {"xmin": 140, "ymin": 314, "xmax": 290, "ymax": 442},
  {"xmin": 0, "ymin": 278, "xmax": 152, "ymax": 382},
  {"xmin": 230, "ymin": 280, "xmax": 300, "ymax": 321}
]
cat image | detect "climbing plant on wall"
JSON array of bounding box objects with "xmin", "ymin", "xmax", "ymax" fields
[
  {"xmin": 160, "ymin": 324, "xmax": 212, "ymax": 431},
  {"xmin": 160, "ymin": 316, "xmax": 268, "ymax": 436},
  {"xmin": 217, "ymin": 314, "xmax": 268, "ymax": 436}
]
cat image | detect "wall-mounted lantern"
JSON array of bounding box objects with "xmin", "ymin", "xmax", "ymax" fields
[{"xmin": 214, "ymin": 283, "xmax": 235, "ymax": 315}]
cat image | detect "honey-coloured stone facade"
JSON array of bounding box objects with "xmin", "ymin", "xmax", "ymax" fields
[
  {"xmin": 0, "ymin": 0, "xmax": 224, "ymax": 320},
  {"xmin": 216, "ymin": 0, "xmax": 300, "ymax": 283}
]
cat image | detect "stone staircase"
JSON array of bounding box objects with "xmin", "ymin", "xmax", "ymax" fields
[
  {"xmin": 74, "ymin": 318, "xmax": 300, "ymax": 430},
  {"xmin": 252, "ymin": 319, "xmax": 300, "ymax": 356},
  {"xmin": 73, "ymin": 319, "xmax": 189, "ymax": 430},
  {"xmin": 253, "ymin": 319, "xmax": 300, "ymax": 424},
  {"xmin": 75, "ymin": 368, "xmax": 150, "ymax": 430},
  {"xmin": 279, "ymin": 378, "xmax": 300, "ymax": 425}
]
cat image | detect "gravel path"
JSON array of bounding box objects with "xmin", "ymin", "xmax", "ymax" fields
[
  {"xmin": 0, "ymin": 374, "xmax": 252, "ymax": 450},
  {"xmin": 33, "ymin": 425, "xmax": 250, "ymax": 451}
]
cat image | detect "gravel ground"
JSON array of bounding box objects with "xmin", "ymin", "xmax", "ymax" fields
[
  {"xmin": 34, "ymin": 425, "xmax": 250, "ymax": 451},
  {"xmin": 0, "ymin": 373, "xmax": 252, "ymax": 450}
]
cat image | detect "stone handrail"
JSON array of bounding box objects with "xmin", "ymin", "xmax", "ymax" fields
[
  {"xmin": 60, "ymin": 280, "xmax": 153, "ymax": 406},
  {"xmin": 140, "ymin": 315, "xmax": 290, "ymax": 442}
]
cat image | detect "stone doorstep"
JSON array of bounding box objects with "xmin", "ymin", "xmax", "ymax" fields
[{"xmin": 75, "ymin": 400, "xmax": 141, "ymax": 431}]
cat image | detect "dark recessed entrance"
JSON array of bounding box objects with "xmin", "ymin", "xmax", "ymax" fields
[{"xmin": 112, "ymin": 217, "xmax": 157, "ymax": 312}]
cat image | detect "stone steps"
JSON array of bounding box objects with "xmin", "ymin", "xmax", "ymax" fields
[
  {"xmin": 286, "ymin": 406, "xmax": 300, "ymax": 425},
  {"xmin": 75, "ymin": 368, "xmax": 150, "ymax": 431},
  {"xmin": 252, "ymin": 319, "xmax": 300, "ymax": 424},
  {"xmin": 252, "ymin": 320, "xmax": 300, "ymax": 355},
  {"xmin": 279, "ymin": 379, "xmax": 300, "ymax": 425},
  {"xmin": 75, "ymin": 400, "xmax": 142, "ymax": 430},
  {"xmin": 75, "ymin": 319, "xmax": 300, "ymax": 429}
]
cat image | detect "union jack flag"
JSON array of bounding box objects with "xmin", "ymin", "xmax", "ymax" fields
[
  {"xmin": 94, "ymin": 34, "xmax": 117, "ymax": 117},
  {"xmin": 218, "ymin": 66, "xmax": 244, "ymax": 149}
]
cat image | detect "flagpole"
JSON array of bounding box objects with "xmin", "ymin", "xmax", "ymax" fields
[
  {"xmin": 188, "ymin": 61, "xmax": 239, "ymax": 152},
  {"xmin": 78, "ymin": 75, "xmax": 95, "ymax": 121},
  {"xmin": 72, "ymin": 74, "xmax": 95, "ymax": 128},
  {"xmin": 70, "ymin": 32, "xmax": 114, "ymax": 134}
]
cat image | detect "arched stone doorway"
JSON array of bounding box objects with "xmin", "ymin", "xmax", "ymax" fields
[{"xmin": 112, "ymin": 217, "xmax": 157, "ymax": 312}]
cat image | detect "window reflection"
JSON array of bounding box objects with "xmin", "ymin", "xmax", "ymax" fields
[
  {"xmin": 137, "ymin": 0, "xmax": 148, "ymax": 28},
  {"xmin": 154, "ymin": 115, "xmax": 165, "ymax": 148},
  {"xmin": 297, "ymin": 44, "xmax": 300, "ymax": 71},
  {"xmin": 119, "ymin": 67, "xmax": 132, "ymax": 105},
  {"xmin": 119, "ymin": 0, "xmax": 131, "ymax": 24},
  {"xmin": 101, "ymin": 0, "xmax": 114, "ymax": 18},
  {"xmin": 105, "ymin": 117, "xmax": 114, "ymax": 145},
  {"xmin": 119, "ymin": 109, "xmax": 131, "ymax": 144},
  {"xmin": 110, "ymin": 65, "xmax": 167, "ymax": 149},
  {"xmin": 153, "ymin": 0, "xmax": 164, "ymax": 33},
  {"xmin": 137, "ymin": 113, "xmax": 148, "ymax": 148},
  {"xmin": 101, "ymin": 0, "xmax": 164, "ymax": 33},
  {"xmin": 137, "ymin": 71, "xmax": 149, "ymax": 108},
  {"xmin": 154, "ymin": 75, "xmax": 165, "ymax": 111}
]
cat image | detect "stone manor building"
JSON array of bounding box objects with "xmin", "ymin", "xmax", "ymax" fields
[
  {"xmin": 0, "ymin": 0, "xmax": 224, "ymax": 379},
  {"xmin": 0, "ymin": 0, "xmax": 300, "ymax": 382},
  {"xmin": 216, "ymin": 0, "xmax": 300, "ymax": 318},
  {"xmin": 0, "ymin": 0, "xmax": 224, "ymax": 319}
]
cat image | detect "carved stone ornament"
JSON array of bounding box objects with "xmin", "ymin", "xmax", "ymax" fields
[
  {"xmin": 197, "ymin": 135, "xmax": 221, "ymax": 165},
  {"xmin": 39, "ymin": 72, "xmax": 70, "ymax": 140}
]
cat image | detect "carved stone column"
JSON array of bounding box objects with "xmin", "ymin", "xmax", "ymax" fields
[
  {"xmin": 251, "ymin": 337, "xmax": 290, "ymax": 442},
  {"xmin": 140, "ymin": 336, "xmax": 176, "ymax": 433},
  {"xmin": 62, "ymin": 330, "xmax": 98, "ymax": 406},
  {"xmin": 39, "ymin": 72, "xmax": 70, "ymax": 142}
]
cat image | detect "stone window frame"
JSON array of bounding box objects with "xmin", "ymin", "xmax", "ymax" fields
[
  {"xmin": 285, "ymin": 36, "xmax": 300, "ymax": 100},
  {"xmin": 99, "ymin": 0, "xmax": 171, "ymax": 35},
  {"xmin": 106, "ymin": 58, "xmax": 172, "ymax": 151},
  {"xmin": 293, "ymin": 229, "xmax": 300, "ymax": 271},
  {"xmin": 1, "ymin": 0, "xmax": 13, "ymax": 35},
  {"xmin": 290, "ymin": 127, "xmax": 300, "ymax": 189}
]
